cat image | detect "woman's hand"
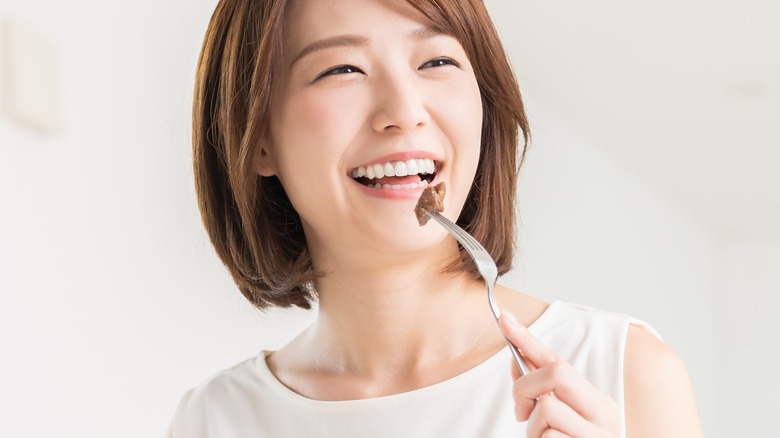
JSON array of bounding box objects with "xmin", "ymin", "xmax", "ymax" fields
[{"xmin": 499, "ymin": 312, "xmax": 621, "ymax": 438}]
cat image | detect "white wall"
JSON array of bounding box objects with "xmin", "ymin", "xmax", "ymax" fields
[
  {"xmin": 501, "ymin": 97, "xmax": 721, "ymax": 436},
  {"xmin": 0, "ymin": 2, "xmax": 313, "ymax": 436},
  {"xmin": 716, "ymin": 240, "xmax": 780, "ymax": 437},
  {"xmin": 0, "ymin": 1, "xmax": 767, "ymax": 437}
]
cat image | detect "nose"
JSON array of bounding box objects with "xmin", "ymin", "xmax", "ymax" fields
[{"xmin": 370, "ymin": 72, "xmax": 430, "ymax": 133}]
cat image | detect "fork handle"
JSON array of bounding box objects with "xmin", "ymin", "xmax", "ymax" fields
[{"xmin": 505, "ymin": 337, "xmax": 532, "ymax": 376}]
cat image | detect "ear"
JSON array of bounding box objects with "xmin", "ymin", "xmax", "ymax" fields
[{"xmin": 254, "ymin": 143, "xmax": 277, "ymax": 177}]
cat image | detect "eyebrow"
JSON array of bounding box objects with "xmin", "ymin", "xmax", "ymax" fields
[
  {"xmin": 291, "ymin": 25, "xmax": 446, "ymax": 66},
  {"xmin": 407, "ymin": 25, "xmax": 446, "ymax": 42}
]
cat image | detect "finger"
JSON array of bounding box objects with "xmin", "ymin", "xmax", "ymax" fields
[
  {"xmin": 511, "ymin": 357, "xmax": 521, "ymax": 381},
  {"xmin": 540, "ymin": 430, "xmax": 572, "ymax": 438},
  {"xmin": 526, "ymin": 394, "xmax": 594, "ymax": 438},
  {"xmin": 510, "ymin": 351, "xmax": 535, "ymax": 381},
  {"xmin": 515, "ymin": 360, "xmax": 618, "ymax": 422},
  {"xmin": 501, "ymin": 311, "xmax": 614, "ymax": 423},
  {"xmin": 499, "ymin": 311, "xmax": 557, "ymax": 369},
  {"xmin": 513, "ymin": 385, "xmax": 536, "ymax": 422},
  {"xmin": 501, "ymin": 311, "xmax": 555, "ymax": 421}
]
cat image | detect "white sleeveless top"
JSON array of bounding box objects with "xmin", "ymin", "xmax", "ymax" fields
[{"xmin": 169, "ymin": 301, "xmax": 658, "ymax": 437}]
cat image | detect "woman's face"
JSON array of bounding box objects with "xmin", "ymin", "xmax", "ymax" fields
[{"xmin": 260, "ymin": 0, "xmax": 483, "ymax": 260}]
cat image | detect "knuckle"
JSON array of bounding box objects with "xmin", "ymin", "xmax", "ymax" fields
[
  {"xmin": 536, "ymin": 395, "xmax": 555, "ymax": 417},
  {"xmin": 547, "ymin": 360, "xmax": 568, "ymax": 382}
]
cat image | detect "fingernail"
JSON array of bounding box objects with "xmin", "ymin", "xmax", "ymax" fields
[{"xmin": 502, "ymin": 310, "xmax": 519, "ymax": 327}]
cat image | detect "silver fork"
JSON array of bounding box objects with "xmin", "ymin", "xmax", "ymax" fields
[{"xmin": 428, "ymin": 211, "xmax": 532, "ymax": 376}]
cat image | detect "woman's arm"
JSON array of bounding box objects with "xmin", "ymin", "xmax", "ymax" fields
[
  {"xmin": 500, "ymin": 312, "xmax": 704, "ymax": 437},
  {"xmin": 624, "ymin": 325, "xmax": 703, "ymax": 437}
]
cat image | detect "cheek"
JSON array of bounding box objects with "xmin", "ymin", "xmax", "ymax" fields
[
  {"xmin": 269, "ymin": 91, "xmax": 362, "ymax": 217},
  {"xmin": 275, "ymin": 89, "xmax": 364, "ymax": 157},
  {"xmin": 432, "ymin": 76, "xmax": 482, "ymax": 135},
  {"xmin": 459, "ymin": 80, "xmax": 484, "ymax": 141},
  {"xmin": 437, "ymin": 79, "xmax": 483, "ymax": 163},
  {"xmin": 432, "ymin": 78, "xmax": 483, "ymax": 210}
]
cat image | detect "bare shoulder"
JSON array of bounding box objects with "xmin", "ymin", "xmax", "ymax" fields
[
  {"xmin": 494, "ymin": 285, "xmax": 551, "ymax": 327},
  {"xmin": 624, "ymin": 324, "xmax": 703, "ymax": 438}
]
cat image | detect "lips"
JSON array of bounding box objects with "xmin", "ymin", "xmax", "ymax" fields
[{"xmin": 350, "ymin": 158, "xmax": 438, "ymax": 189}]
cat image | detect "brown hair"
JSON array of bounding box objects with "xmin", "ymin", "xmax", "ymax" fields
[{"xmin": 193, "ymin": 0, "xmax": 529, "ymax": 310}]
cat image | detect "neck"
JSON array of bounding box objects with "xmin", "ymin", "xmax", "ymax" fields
[{"xmin": 302, "ymin": 242, "xmax": 501, "ymax": 378}]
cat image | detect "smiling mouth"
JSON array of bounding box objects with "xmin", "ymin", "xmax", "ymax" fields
[{"xmin": 350, "ymin": 158, "xmax": 438, "ymax": 189}]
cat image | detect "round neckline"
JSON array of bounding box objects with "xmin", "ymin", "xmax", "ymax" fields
[{"xmin": 254, "ymin": 299, "xmax": 562, "ymax": 407}]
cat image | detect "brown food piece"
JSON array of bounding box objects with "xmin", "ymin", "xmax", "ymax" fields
[{"xmin": 414, "ymin": 182, "xmax": 446, "ymax": 226}]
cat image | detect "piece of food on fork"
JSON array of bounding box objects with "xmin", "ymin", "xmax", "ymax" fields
[{"xmin": 414, "ymin": 182, "xmax": 446, "ymax": 226}]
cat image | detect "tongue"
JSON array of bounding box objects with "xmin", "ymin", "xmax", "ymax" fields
[{"xmin": 374, "ymin": 175, "xmax": 423, "ymax": 185}]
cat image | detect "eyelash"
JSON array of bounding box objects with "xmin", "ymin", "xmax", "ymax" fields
[
  {"xmin": 316, "ymin": 65, "xmax": 364, "ymax": 80},
  {"xmin": 419, "ymin": 57, "xmax": 460, "ymax": 69},
  {"xmin": 313, "ymin": 57, "xmax": 461, "ymax": 82}
]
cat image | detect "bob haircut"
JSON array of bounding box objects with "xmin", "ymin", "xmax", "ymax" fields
[{"xmin": 193, "ymin": 0, "xmax": 530, "ymax": 310}]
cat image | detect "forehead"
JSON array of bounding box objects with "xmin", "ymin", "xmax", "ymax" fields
[{"xmin": 283, "ymin": 0, "xmax": 435, "ymax": 51}]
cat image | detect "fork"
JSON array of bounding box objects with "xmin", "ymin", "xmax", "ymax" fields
[{"xmin": 428, "ymin": 211, "xmax": 532, "ymax": 376}]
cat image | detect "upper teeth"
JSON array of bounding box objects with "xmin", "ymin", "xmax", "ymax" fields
[{"xmin": 351, "ymin": 158, "xmax": 436, "ymax": 179}]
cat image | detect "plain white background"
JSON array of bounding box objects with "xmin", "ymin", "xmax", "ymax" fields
[{"xmin": 1, "ymin": 1, "xmax": 778, "ymax": 437}]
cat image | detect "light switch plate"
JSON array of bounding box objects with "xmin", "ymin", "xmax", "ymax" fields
[{"xmin": 0, "ymin": 19, "xmax": 63, "ymax": 134}]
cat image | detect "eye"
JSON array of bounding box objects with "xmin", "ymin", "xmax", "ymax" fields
[
  {"xmin": 419, "ymin": 57, "xmax": 461, "ymax": 70},
  {"xmin": 314, "ymin": 64, "xmax": 365, "ymax": 81}
]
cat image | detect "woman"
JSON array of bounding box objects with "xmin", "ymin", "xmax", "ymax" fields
[{"xmin": 171, "ymin": 0, "xmax": 703, "ymax": 436}]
